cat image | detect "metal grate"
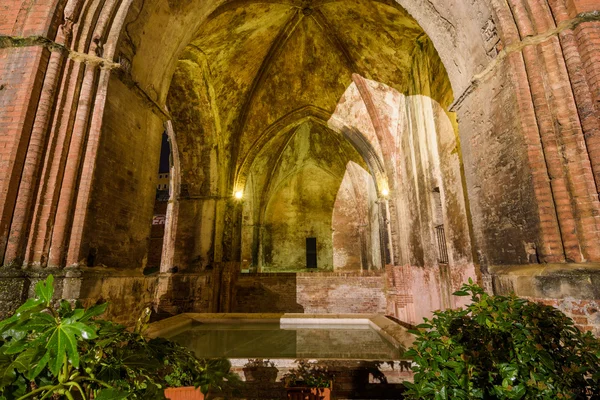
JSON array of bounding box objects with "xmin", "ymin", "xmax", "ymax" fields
[{"xmin": 435, "ymin": 224, "xmax": 449, "ymax": 264}]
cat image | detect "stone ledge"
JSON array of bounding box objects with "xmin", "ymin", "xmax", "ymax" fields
[
  {"xmin": 488, "ymin": 263, "xmax": 600, "ymax": 299},
  {"xmin": 147, "ymin": 313, "xmax": 416, "ymax": 355}
]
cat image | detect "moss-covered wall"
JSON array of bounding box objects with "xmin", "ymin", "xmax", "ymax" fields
[{"xmin": 245, "ymin": 122, "xmax": 367, "ymax": 271}]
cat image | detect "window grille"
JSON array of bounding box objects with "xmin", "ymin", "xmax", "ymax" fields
[{"xmin": 435, "ymin": 224, "xmax": 449, "ymax": 264}]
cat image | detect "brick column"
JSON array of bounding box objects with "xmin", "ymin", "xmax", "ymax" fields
[{"xmin": 0, "ymin": 0, "xmax": 64, "ymax": 265}]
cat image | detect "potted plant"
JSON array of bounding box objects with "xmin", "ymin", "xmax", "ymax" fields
[
  {"xmin": 282, "ymin": 360, "xmax": 333, "ymax": 400},
  {"xmin": 404, "ymin": 279, "xmax": 600, "ymax": 399},
  {"xmin": 0, "ymin": 275, "xmax": 238, "ymax": 400},
  {"xmin": 164, "ymin": 358, "xmax": 238, "ymax": 399},
  {"xmin": 242, "ymin": 358, "xmax": 278, "ymax": 382}
]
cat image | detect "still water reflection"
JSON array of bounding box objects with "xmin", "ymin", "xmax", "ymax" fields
[{"xmin": 170, "ymin": 323, "xmax": 402, "ymax": 359}]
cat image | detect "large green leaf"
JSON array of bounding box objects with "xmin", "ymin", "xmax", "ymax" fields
[
  {"xmin": 13, "ymin": 298, "xmax": 44, "ymax": 317},
  {"xmin": 47, "ymin": 327, "xmax": 76, "ymax": 375},
  {"xmin": 2, "ymin": 339, "xmax": 29, "ymax": 355},
  {"xmin": 35, "ymin": 275, "xmax": 54, "ymax": 306},
  {"xmin": 0, "ymin": 354, "xmax": 15, "ymax": 388},
  {"xmin": 46, "ymin": 318, "xmax": 98, "ymax": 375},
  {"xmin": 0, "ymin": 316, "xmax": 19, "ymax": 336},
  {"xmin": 62, "ymin": 321, "xmax": 98, "ymax": 341},
  {"xmin": 14, "ymin": 312, "xmax": 55, "ymax": 335},
  {"xmin": 27, "ymin": 350, "xmax": 50, "ymax": 380},
  {"xmin": 0, "ymin": 297, "xmax": 46, "ymax": 334},
  {"xmin": 0, "ymin": 348, "xmax": 38, "ymax": 389},
  {"xmin": 80, "ymin": 303, "xmax": 108, "ymax": 322},
  {"xmin": 11, "ymin": 347, "xmax": 41, "ymax": 375}
]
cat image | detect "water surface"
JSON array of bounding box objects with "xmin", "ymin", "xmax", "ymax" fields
[{"xmin": 170, "ymin": 322, "xmax": 402, "ymax": 359}]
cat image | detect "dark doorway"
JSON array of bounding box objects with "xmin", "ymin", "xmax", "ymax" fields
[{"xmin": 306, "ymin": 237, "xmax": 317, "ymax": 268}]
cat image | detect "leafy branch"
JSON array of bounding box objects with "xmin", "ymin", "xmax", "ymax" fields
[
  {"xmin": 0, "ymin": 275, "xmax": 239, "ymax": 400},
  {"xmin": 404, "ymin": 278, "xmax": 600, "ymax": 399}
]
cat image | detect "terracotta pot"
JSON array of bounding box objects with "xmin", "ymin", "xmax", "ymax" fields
[
  {"xmin": 285, "ymin": 386, "xmax": 331, "ymax": 400},
  {"xmin": 164, "ymin": 386, "xmax": 205, "ymax": 400},
  {"xmin": 243, "ymin": 366, "xmax": 279, "ymax": 382}
]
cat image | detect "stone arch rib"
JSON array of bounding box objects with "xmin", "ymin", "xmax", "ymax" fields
[
  {"xmin": 228, "ymin": 9, "xmax": 303, "ymax": 192},
  {"xmin": 234, "ymin": 105, "xmax": 331, "ymax": 191}
]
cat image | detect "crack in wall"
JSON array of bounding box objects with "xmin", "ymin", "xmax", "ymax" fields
[
  {"xmin": 0, "ymin": 35, "xmax": 170, "ymax": 120},
  {"xmin": 450, "ymin": 10, "xmax": 600, "ymax": 112},
  {"xmin": 425, "ymin": 0, "xmax": 457, "ymax": 42}
]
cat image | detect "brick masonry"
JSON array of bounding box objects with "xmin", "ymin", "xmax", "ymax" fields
[
  {"xmin": 531, "ymin": 298, "xmax": 600, "ymax": 336},
  {"xmin": 232, "ymin": 272, "xmax": 387, "ymax": 314}
]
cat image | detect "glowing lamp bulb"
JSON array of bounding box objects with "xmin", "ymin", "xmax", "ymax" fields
[
  {"xmin": 234, "ymin": 190, "xmax": 243, "ymax": 199},
  {"xmin": 381, "ymin": 188, "xmax": 389, "ymax": 197}
]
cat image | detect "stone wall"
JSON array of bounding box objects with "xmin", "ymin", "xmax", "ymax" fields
[
  {"xmin": 232, "ymin": 272, "xmax": 386, "ymax": 314},
  {"xmin": 489, "ymin": 264, "xmax": 600, "ymax": 336},
  {"xmin": 0, "ymin": 268, "xmax": 160, "ymax": 327}
]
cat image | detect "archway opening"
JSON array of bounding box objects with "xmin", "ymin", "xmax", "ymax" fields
[
  {"xmin": 147, "ymin": 133, "xmax": 171, "ymax": 272},
  {"xmin": 62, "ymin": 0, "xmax": 477, "ymax": 322}
]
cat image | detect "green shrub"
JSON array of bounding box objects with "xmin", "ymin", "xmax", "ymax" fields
[
  {"xmin": 282, "ymin": 360, "xmax": 333, "ymax": 391},
  {"xmin": 0, "ymin": 275, "xmax": 238, "ymax": 399},
  {"xmin": 404, "ymin": 279, "xmax": 600, "ymax": 399}
]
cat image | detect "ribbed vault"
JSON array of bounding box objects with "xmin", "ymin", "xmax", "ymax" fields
[
  {"xmin": 167, "ymin": 0, "xmax": 451, "ymax": 191},
  {"xmin": 164, "ymin": 0, "xmax": 455, "ymax": 270}
]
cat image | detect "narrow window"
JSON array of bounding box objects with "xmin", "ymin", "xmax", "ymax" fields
[
  {"xmin": 306, "ymin": 237, "xmax": 317, "ymax": 268},
  {"xmin": 433, "ymin": 188, "xmax": 449, "ymax": 264}
]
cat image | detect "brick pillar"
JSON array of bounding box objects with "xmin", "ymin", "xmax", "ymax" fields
[
  {"xmin": 0, "ymin": 0, "xmax": 63, "ymax": 265},
  {"xmin": 493, "ymin": 0, "xmax": 600, "ymax": 262}
]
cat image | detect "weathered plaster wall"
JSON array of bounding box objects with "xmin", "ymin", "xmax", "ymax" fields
[
  {"xmin": 148, "ymin": 199, "xmax": 168, "ymax": 268},
  {"xmin": 244, "ymin": 121, "xmax": 367, "ymax": 272},
  {"xmin": 232, "ymin": 272, "xmax": 386, "ymax": 314},
  {"xmin": 165, "ymin": 57, "xmax": 227, "ymax": 271},
  {"xmin": 263, "ymin": 165, "xmax": 337, "ymax": 270},
  {"xmin": 458, "ymin": 61, "xmax": 541, "ymax": 267},
  {"xmin": 332, "ymin": 161, "xmax": 382, "ymax": 271},
  {"xmin": 330, "ymin": 77, "xmax": 477, "ymax": 324},
  {"xmin": 489, "ymin": 264, "xmax": 600, "ymax": 336}
]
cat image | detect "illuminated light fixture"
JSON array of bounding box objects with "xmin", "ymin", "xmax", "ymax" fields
[
  {"xmin": 381, "ymin": 188, "xmax": 389, "ymax": 197},
  {"xmin": 234, "ymin": 190, "xmax": 244, "ymax": 199}
]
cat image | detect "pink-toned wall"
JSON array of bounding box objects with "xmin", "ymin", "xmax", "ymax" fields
[{"xmin": 232, "ymin": 272, "xmax": 387, "ymax": 314}]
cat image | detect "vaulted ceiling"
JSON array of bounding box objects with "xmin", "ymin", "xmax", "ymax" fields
[{"xmin": 167, "ymin": 0, "xmax": 450, "ymax": 192}]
